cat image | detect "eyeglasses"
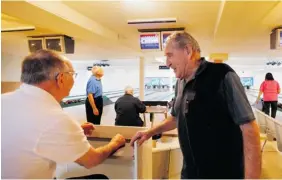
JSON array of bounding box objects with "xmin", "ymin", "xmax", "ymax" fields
[{"xmin": 65, "ymin": 71, "xmax": 78, "ymax": 78}]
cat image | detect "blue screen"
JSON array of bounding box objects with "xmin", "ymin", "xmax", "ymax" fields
[{"xmin": 240, "ymin": 77, "xmax": 254, "ymax": 86}]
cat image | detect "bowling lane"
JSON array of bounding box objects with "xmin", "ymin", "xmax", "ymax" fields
[
  {"xmin": 246, "ymin": 90, "xmax": 282, "ymax": 122},
  {"xmin": 63, "ymin": 90, "xmax": 174, "ymax": 125}
]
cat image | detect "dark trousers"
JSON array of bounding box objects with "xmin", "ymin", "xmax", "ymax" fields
[
  {"xmin": 263, "ymin": 101, "xmax": 278, "ymax": 118},
  {"xmin": 85, "ymin": 96, "xmax": 103, "ymax": 125},
  {"xmin": 67, "ymin": 174, "xmax": 108, "ymax": 179}
]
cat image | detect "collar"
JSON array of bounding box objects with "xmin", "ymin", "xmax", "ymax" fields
[
  {"xmin": 124, "ymin": 93, "xmax": 133, "ymax": 96},
  {"xmin": 184, "ymin": 57, "xmax": 208, "ymax": 84},
  {"xmin": 195, "ymin": 57, "xmax": 208, "ymax": 77},
  {"xmin": 19, "ymin": 83, "xmax": 61, "ymax": 108},
  {"xmin": 94, "ymin": 76, "xmax": 101, "ymax": 81}
]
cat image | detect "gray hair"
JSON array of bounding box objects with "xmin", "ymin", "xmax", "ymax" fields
[
  {"xmin": 91, "ymin": 66, "xmax": 103, "ymax": 76},
  {"xmin": 124, "ymin": 86, "xmax": 133, "ymax": 94},
  {"xmin": 165, "ymin": 31, "xmax": 201, "ymax": 52},
  {"xmin": 20, "ymin": 50, "xmax": 67, "ymax": 85}
]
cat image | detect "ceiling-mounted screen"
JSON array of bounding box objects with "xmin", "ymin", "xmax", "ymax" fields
[
  {"xmin": 28, "ymin": 38, "xmax": 44, "ymax": 53},
  {"xmin": 161, "ymin": 31, "xmax": 173, "ymax": 50},
  {"xmin": 45, "ymin": 37, "xmax": 63, "ymax": 52},
  {"xmin": 140, "ymin": 32, "xmax": 161, "ymax": 50},
  {"xmin": 270, "ymin": 28, "xmax": 282, "ymax": 50},
  {"xmin": 161, "ymin": 31, "xmax": 183, "ymax": 50},
  {"xmin": 279, "ymin": 29, "xmax": 282, "ymax": 47}
]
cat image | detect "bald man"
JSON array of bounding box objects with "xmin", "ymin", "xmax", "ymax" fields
[
  {"xmin": 114, "ymin": 86, "xmax": 146, "ymax": 127},
  {"xmin": 85, "ymin": 66, "xmax": 104, "ymax": 125}
]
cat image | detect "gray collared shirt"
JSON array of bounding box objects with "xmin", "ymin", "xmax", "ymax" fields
[{"xmin": 171, "ymin": 60, "xmax": 255, "ymax": 125}]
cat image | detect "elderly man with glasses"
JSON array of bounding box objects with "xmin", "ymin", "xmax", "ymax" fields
[{"xmin": 1, "ymin": 50, "xmax": 126, "ymax": 179}]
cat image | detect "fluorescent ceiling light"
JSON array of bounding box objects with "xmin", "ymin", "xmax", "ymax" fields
[
  {"xmin": 1, "ymin": 26, "xmax": 36, "ymax": 32},
  {"xmin": 128, "ymin": 18, "xmax": 176, "ymax": 24}
]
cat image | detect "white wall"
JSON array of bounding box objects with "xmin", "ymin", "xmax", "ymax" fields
[
  {"xmin": 69, "ymin": 65, "xmax": 141, "ymax": 96},
  {"xmin": 145, "ymin": 66, "xmax": 173, "ymax": 77},
  {"xmin": 233, "ymin": 67, "xmax": 282, "ymax": 90},
  {"xmin": 252, "ymin": 70, "xmax": 282, "ymax": 89},
  {"xmin": 69, "ymin": 63, "xmax": 175, "ymax": 96},
  {"xmin": 1, "ymin": 33, "xmax": 28, "ymax": 81}
]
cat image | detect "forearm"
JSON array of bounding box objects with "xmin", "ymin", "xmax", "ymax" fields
[
  {"xmin": 75, "ymin": 141, "xmax": 120, "ymax": 169},
  {"xmin": 257, "ymin": 91, "xmax": 263, "ymax": 100},
  {"xmin": 147, "ymin": 115, "xmax": 177, "ymax": 136},
  {"xmin": 88, "ymin": 94, "xmax": 97, "ymax": 109},
  {"xmin": 240, "ymin": 121, "xmax": 262, "ymax": 179},
  {"xmin": 96, "ymin": 141, "xmax": 119, "ymax": 160}
]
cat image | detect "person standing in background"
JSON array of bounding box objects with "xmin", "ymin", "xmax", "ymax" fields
[
  {"xmin": 85, "ymin": 66, "xmax": 104, "ymax": 124},
  {"xmin": 256, "ymin": 72, "xmax": 281, "ymax": 118}
]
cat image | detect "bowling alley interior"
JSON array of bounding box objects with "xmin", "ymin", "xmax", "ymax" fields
[{"xmin": 1, "ymin": 1, "xmax": 282, "ymax": 179}]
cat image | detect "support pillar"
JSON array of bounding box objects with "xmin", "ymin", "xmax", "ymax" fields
[{"xmin": 139, "ymin": 57, "xmax": 145, "ymax": 100}]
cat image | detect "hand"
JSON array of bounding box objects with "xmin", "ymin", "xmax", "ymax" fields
[
  {"xmin": 111, "ymin": 134, "xmax": 126, "ymax": 149},
  {"xmin": 130, "ymin": 130, "xmax": 152, "ymax": 147},
  {"xmin": 81, "ymin": 122, "xmax": 95, "ymax": 136},
  {"xmin": 255, "ymin": 99, "xmax": 259, "ymax": 104},
  {"xmin": 93, "ymin": 108, "xmax": 99, "ymax": 115}
]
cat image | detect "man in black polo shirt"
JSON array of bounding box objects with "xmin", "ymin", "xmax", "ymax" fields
[
  {"xmin": 130, "ymin": 32, "xmax": 261, "ymax": 179},
  {"xmin": 115, "ymin": 86, "xmax": 146, "ymax": 126}
]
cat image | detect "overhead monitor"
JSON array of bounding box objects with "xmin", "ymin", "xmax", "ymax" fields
[
  {"xmin": 161, "ymin": 31, "xmax": 183, "ymax": 50},
  {"xmin": 270, "ymin": 28, "xmax": 282, "ymax": 50},
  {"xmin": 140, "ymin": 32, "xmax": 161, "ymax": 50},
  {"xmin": 28, "ymin": 38, "xmax": 44, "ymax": 53},
  {"xmin": 44, "ymin": 35, "xmax": 74, "ymax": 54}
]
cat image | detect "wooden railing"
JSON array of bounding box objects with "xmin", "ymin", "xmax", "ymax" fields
[{"xmin": 254, "ymin": 108, "xmax": 282, "ymax": 152}]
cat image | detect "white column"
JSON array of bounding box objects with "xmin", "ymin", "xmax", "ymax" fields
[{"xmin": 139, "ymin": 57, "xmax": 145, "ymax": 100}]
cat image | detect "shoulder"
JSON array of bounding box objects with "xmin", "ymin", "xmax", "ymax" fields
[
  {"xmin": 1, "ymin": 91, "xmax": 15, "ymax": 100},
  {"xmin": 48, "ymin": 110, "xmax": 81, "ymax": 129},
  {"xmin": 207, "ymin": 62, "xmax": 234, "ymax": 71},
  {"xmin": 134, "ymin": 96, "xmax": 141, "ymax": 102}
]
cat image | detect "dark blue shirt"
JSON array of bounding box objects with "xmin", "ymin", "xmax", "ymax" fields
[{"xmin": 86, "ymin": 76, "xmax": 103, "ymax": 98}]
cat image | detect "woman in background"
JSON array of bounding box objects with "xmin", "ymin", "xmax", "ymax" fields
[
  {"xmin": 256, "ymin": 72, "xmax": 280, "ymax": 118},
  {"xmin": 85, "ymin": 66, "xmax": 104, "ymax": 124}
]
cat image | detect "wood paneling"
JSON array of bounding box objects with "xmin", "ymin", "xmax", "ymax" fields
[{"xmin": 1, "ymin": 81, "xmax": 21, "ymax": 94}]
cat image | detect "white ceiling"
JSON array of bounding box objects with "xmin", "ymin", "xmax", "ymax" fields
[{"xmin": 1, "ymin": 1, "xmax": 282, "ymax": 66}]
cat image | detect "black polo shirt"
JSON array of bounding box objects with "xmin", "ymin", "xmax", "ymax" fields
[
  {"xmin": 171, "ymin": 59, "xmax": 255, "ymax": 125},
  {"xmin": 170, "ymin": 58, "xmax": 255, "ymax": 178}
]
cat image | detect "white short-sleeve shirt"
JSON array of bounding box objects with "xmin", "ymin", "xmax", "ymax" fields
[{"xmin": 1, "ymin": 84, "xmax": 91, "ymax": 179}]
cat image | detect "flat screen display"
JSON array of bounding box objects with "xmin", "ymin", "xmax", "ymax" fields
[
  {"xmin": 28, "ymin": 39, "xmax": 43, "ymax": 52},
  {"xmin": 46, "ymin": 38, "xmax": 62, "ymax": 52},
  {"xmin": 161, "ymin": 32, "xmax": 172, "ymax": 50},
  {"xmin": 140, "ymin": 32, "xmax": 160, "ymax": 50},
  {"xmin": 240, "ymin": 77, "xmax": 254, "ymax": 86},
  {"xmin": 279, "ymin": 30, "xmax": 282, "ymax": 47}
]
